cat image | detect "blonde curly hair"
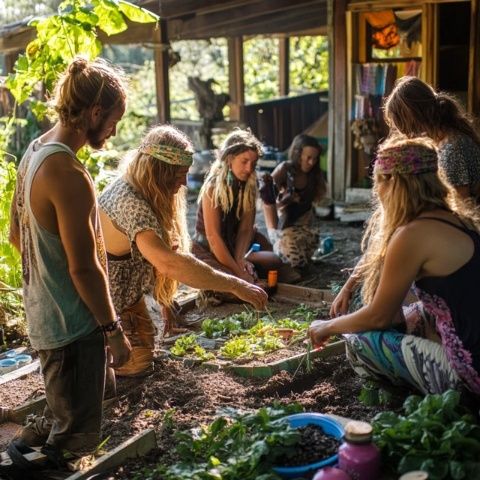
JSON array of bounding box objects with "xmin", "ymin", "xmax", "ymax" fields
[
  {"xmin": 199, "ymin": 128, "xmax": 262, "ymax": 218},
  {"xmin": 123, "ymin": 124, "xmax": 192, "ymax": 307},
  {"xmin": 358, "ymin": 136, "xmax": 480, "ymax": 304}
]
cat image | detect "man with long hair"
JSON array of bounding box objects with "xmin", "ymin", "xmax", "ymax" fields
[{"xmin": 8, "ymin": 56, "xmax": 131, "ymax": 467}]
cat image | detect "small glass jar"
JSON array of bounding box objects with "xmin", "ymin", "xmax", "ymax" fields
[{"xmin": 338, "ymin": 421, "xmax": 380, "ymax": 480}]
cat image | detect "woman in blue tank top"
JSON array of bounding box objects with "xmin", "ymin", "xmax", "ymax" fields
[{"xmin": 309, "ymin": 137, "xmax": 480, "ymax": 396}]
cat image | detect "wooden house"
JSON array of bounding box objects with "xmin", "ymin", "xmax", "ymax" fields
[{"xmin": 1, "ymin": 0, "xmax": 480, "ymax": 202}]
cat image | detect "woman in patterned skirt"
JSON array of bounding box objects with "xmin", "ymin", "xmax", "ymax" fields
[
  {"xmin": 384, "ymin": 76, "xmax": 480, "ymax": 203},
  {"xmin": 99, "ymin": 125, "xmax": 267, "ymax": 376},
  {"xmin": 309, "ymin": 137, "xmax": 480, "ymax": 396}
]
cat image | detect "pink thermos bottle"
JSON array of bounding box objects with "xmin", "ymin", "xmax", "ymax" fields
[{"xmin": 338, "ymin": 421, "xmax": 380, "ymax": 480}]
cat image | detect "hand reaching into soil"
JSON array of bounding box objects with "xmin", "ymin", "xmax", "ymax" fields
[
  {"xmin": 308, "ymin": 319, "xmax": 332, "ymax": 349},
  {"xmin": 232, "ymin": 279, "xmax": 268, "ymax": 310}
]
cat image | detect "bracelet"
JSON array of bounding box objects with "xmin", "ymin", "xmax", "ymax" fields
[{"xmin": 102, "ymin": 319, "xmax": 122, "ymax": 334}]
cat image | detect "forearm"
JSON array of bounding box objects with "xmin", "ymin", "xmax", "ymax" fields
[
  {"xmin": 324, "ymin": 305, "xmax": 392, "ymax": 336},
  {"xmin": 263, "ymin": 204, "xmax": 278, "ymax": 230},
  {"xmin": 208, "ymin": 236, "xmax": 243, "ymax": 276},
  {"xmin": 69, "ymin": 265, "xmax": 116, "ymax": 326},
  {"xmin": 159, "ymin": 251, "xmax": 242, "ymax": 292},
  {"xmin": 234, "ymin": 228, "xmax": 253, "ymax": 261}
]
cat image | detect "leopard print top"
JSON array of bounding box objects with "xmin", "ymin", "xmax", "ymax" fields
[
  {"xmin": 439, "ymin": 133, "xmax": 480, "ymax": 191},
  {"xmin": 99, "ymin": 177, "xmax": 165, "ymax": 313}
]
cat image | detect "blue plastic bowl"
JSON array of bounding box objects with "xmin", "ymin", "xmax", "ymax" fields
[
  {"xmin": 14, "ymin": 354, "xmax": 32, "ymax": 367},
  {"xmin": 0, "ymin": 358, "xmax": 18, "ymax": 374},
  {"xmin": 272, "ymin": 413, "xmax": 344, "ymax": 479}
]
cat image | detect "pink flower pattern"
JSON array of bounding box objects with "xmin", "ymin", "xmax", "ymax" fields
[{"xmin": 414, "ymin": 286, "xmax": 480, "ymax": 395}]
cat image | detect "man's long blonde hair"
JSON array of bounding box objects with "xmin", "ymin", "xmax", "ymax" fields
[
  {"xmin": 123, "ymin": 125, "xmax": 192, "ymax": 307},
  {"xmin": 358, "ymin": 137, "xmax": 480, "ymax": 304},
  {"xmin": 199, "ymin": 128, "xmax": 262, "ymax": 218}
]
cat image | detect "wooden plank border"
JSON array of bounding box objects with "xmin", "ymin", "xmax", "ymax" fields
[
  {"xmin": 275, "ymin": 283, "xmax": 334, "ymax": 303},
  {"xmin": 0, "ymin": 360, "xmax": 40, "ymax": 386},
  {"xmin": 66, "ymin": 429, "xmax": 157, "ymax": 480}
]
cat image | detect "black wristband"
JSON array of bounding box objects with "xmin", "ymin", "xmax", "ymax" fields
[{"xmin": 102, "ymin": 319, "xmax": 121, "ymax": 333}]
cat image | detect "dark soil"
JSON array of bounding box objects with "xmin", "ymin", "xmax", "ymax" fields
[
  {"xmin": 95, "ymin": 351, "xmax": 408, "ymax": 479},
  {"xmin": 1, "ymin": 219, "xmax": 378, "ymax": 478},
  {"xmin": 278, "ymin": 424, "xmax": 341, "ymax": 467}
]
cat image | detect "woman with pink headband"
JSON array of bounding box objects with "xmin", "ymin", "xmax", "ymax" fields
[
  {"xmin": 309, "ymin": 137, "xmax": 480, "ymax": 396},
  {"xmin": 99, "ymin": 125, "xmax": 267, "ymax": 376}
]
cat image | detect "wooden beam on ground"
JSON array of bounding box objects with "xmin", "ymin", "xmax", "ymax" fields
[
  {"xmin": 4, "ymin": 396, "xmax": 46, "ymax": 424},
  {"xmin": 66, "ymin": 429, "xmax": 157, "ymax": 480},
  {"xmin": 153, "ymin": 19, "xmax": 170, "ymax": 123},
  {"xmin": 0, "ymin": 360, "xmax": 40, "ymax": 386},
  {"xmin": 279, "ymin": 36, "xmax": 290, "ymax": 97},
  {"xmin": 275, "ymin": 283, "xmax": 334, "ymax": 303},
  {"xmin": 228, "ymin": 36, "xmax": 244, "ymax": 121}
]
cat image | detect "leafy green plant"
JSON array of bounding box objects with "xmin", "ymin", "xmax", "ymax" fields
[
  {"xmin": 288, "ymin": 303, "xmax": 319, "ymax": 323},
  {"xmin": 276, "ymin": 317, "xmax": 309, "ymax": 332},
  {"xmin": 170, "ymin": 334, "xmax": 214, "ymax": 362},
  {"xmin": 7, "ymin": 0, "xmax": 157, "ymax": 107},
  {"xmin": 170, "ymin": 334, "xmax": 199, "ymax": 357},
  {"xmin": 135, "ymin": 404, "xmax": 304, "ymax": 480},
  {"xmin": 192, "ymin": 345, "xmax": 215, "ymax": 362},
  {"xmin": 219, "ymin": 336, "xmax": 253, "ymax": 360},
  {"xmin": 373, "ymin": 390, "xmax": 480, "ymax": 479},
  {"xmin": 201, "ymin": 317, "xmax": 243, "ymax": 339}
]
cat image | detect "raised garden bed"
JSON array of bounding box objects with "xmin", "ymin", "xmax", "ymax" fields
[{"xmin": 164, "ymin": 284, "xmax": 343, "ymax": 378}]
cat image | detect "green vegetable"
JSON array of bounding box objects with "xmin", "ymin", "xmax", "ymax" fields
[
  {"xmin": 134, "ymin": 404, "xmax": 304, "ymax": 480},
  {"xmin": 170, "ymin": 334, "xmax": 198, "ymax": 356},
  {"xmin": 373, "ymin": 390, "xmax": 480, "ymax": 479}
]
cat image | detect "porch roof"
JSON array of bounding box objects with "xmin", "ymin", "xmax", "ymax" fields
[{"xmin": 0, "ymin": 0, "xmax": 327, "ymax": 54}]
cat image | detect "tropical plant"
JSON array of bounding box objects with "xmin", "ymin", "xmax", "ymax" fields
[{"xmin": 0, "ymin": 0, "xmax": 158, "ymax": 324}]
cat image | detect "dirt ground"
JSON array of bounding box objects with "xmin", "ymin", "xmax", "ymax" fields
[{"xmin": 1, "ymin": 212, "xmax": 382, "ymax": 477}]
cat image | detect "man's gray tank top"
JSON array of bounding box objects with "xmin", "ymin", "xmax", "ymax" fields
[{"xmin": 16, "ymin": 140, "xmax": 100, "ymax": 350}]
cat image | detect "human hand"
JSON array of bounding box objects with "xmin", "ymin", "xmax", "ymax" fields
[
  {"xmin": 329, "ymin": 287, "xmax": 352, "ymax": 317},
  {"xmin": 107, "ymin": 331, "xmax": 132, "ymax": 368},
  {"xmin": 308, "ymin": 319, "xmax": 332, "ymax": 349},
  {"xmin": 232, "ymin": 279, "xmax": 268, "ymax": 310},
  {"xmin": 237, "ymin": 259, "xmax": 257, "ymax": 283}
]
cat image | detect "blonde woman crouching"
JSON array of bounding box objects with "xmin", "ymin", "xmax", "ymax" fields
[
  {"xmin": 99, "ymin": 125, "xmax": 267, "ymax": 376},
  {"xmin": 309, "ymin": 137, "xmax": 480, "ymax": 397}
]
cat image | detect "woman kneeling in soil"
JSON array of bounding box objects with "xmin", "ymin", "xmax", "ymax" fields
[
  {"xmin": 309, "ymin": 137, "xmax": 480, "ymax": 396},
  {"xmin": 261, "ymin": 134, "xmax": 327, "ymax": 269},
  {"xmin": 99, "ymin": 125, "xmax": 267, "ymax": 376},
  {"xmin": 192, "ymin": 128, "xmax": 298, "ymax": 299}
]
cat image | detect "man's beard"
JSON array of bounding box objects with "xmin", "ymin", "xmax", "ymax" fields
[{"xmin": 86, "ymin": 117, "xmax": 109, "ymax": 149}]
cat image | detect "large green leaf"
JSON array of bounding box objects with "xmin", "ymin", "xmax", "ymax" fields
[{"xmin": 118, "ymin": 0, "xmax": 158, "ymax": 23}]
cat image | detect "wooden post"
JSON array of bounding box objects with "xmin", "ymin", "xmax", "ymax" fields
[
  {"xmin": 328, "ymin": 0, "xmax": 348, "ymax": 202},
  {"xmin": 228, "ymin": 36, "xmax": 244, "ymax": 121},
  {"xmin": 153, "ymin": 19, "xmax": 170, "ymax": 123},
  {"xmin": 468, "ymin": 0, "xmax": 480, "ymax": 115},
  {"xmin": 279, "ymin": 36, "xmax": 290, "ymax": 97}
]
